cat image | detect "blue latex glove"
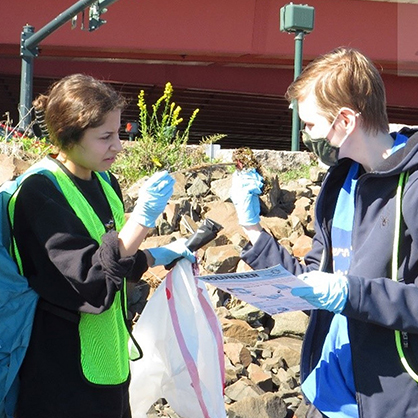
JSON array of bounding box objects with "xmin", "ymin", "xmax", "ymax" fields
[
  {"xmin": 131, "ymin": 170, "xmax": 175, "ymax": 228},
  {"xmin": 147, "ymin": 239, "xmax": 196, "ymax": 267},
  {"xmin": 291, "ymin": 271, "xmax": 349, "ymax": 314},
  {"xmin": 230, "ymin": 168, "xmax": 264, "ymax": 226}
]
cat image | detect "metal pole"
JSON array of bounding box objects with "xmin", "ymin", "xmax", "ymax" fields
[
  {"xmin": 19, "ymin": 0, "xmax": 104, "ymax": 130},
  {"xmin": 291, "ymin": 30, "xmax": 305, "ymax": 151},
  {"xmin": 24, "ymin": 0, "xmax": 96, "ymax": 51},
  {"xmin": 19, "ymin": 25, "xmax": 36, "ymax": 130}
]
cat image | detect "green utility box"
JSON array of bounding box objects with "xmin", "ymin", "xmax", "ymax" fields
[{"xmin": 280, "ymin": 3, "xmax": 315, "ymax": 33}]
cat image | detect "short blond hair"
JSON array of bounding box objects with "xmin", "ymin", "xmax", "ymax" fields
[{"xmin": 285, "ymin": 47, "xmax": 389, "ymax": 134}]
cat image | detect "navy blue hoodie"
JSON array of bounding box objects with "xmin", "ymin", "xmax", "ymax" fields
[{"xmin": 242, "ymin": 129, "xmax": 418, "ymax": 418}]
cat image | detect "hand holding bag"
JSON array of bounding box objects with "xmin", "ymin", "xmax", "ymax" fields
[{"xmin": 129, "ymin": 259, "xmax": 226, "ymax": 418}]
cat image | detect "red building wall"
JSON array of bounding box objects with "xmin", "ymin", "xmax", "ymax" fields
[{"xmin": 1, "ymin": 0, "xmax": 417, "ymax": 106}]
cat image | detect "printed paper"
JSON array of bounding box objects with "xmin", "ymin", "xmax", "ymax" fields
[{"xmin": 197, "ymin": 264, "xmax": 316, "ymax": 315}]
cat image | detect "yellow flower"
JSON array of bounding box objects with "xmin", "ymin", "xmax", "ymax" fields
[
  {"xmin": 137, "ymin": 90, "xmax": 146, "ymax": 111},
  {"xmin": 173, "ymin": 105, "xmax": 181, "ymax": 118},
  {"xmin": 164, "ymin": 82, "xmax": 173, "ymax": 97},
  {"xmin": 188, "ymin": 108, "xmax": 200, "ymax": 125},
  {"xmin": 151, "ymin": 156, "xmax": 163, "ymax": 167},
  {"xmin": 172, "ymin": 117, "xmax": 184, "ymax": 127},
  {"xmin": 155, "ymin": 94, "xmax": 166, "ymax": 108}
]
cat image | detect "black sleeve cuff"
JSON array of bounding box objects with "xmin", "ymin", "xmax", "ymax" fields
[
  {"xmin": 98, "ymin": 231, "xmax": 137, "ymax": 284},
  {"xmin": 126, "ymin": 250, "xmax": 149, "ymax": 283}
]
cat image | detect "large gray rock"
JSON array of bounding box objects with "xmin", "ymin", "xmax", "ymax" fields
[
  {"xmin": 270, "ymin": 311, "xmax": 309, "ymax": 338},
  {"xmin": 225, "ymin": 377, "xmax": 265, "ymax": 402},
  {"xmin": 211, "ymin": 176, "xmax": 233, "ymax": 201},
  {"xmin": 221, "ymin": 318, "xmax": 260, "ymax": 346},
  {"xmin": 227, "ymin": 392, "xmax": 288, "ymax": 418}
]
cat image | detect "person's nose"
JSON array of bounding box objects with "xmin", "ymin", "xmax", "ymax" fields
[{"xmin": 110, "ymin": 135, "xmax": 123, "ymax": 153}]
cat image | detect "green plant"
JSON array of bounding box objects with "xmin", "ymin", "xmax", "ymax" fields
[
  {"xmin": 115, "ymin": 82, "xmax": 201, "ymax": 177},
  {"xmin": 112, "ymin": 137, "xmax": 197, "ymax": 189},
  {"xmin": 137, "ymin": 82, "xmax": 199, "ymax": 146},
  {"xmin": 199, "ymin": 133, "xmax": 226, "ymax": 146},
  {"xmin": 0, "ymin": 135, "xmax": 53, "ymax": 162},
  {"xmin": 279, "ymin": 163, "xmax": 315, "ymax": 184},
  {"xmin": 113, "ymin": 82, "xmax": 205, "ymax": 186}
]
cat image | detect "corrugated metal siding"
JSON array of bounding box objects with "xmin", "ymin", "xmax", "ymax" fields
[{"xmin": 1, "ymin": 75, "xmax": 417, "ymax": 150}]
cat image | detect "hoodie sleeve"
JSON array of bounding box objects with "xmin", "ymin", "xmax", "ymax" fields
[{"xmin": 241, "ymin": 228, "xmax": 324, "ymax": 276}]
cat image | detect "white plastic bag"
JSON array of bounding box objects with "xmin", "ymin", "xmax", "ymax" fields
[{"xmin": 129, "ymin": 259, "xmax": 226, "ymax": 418}]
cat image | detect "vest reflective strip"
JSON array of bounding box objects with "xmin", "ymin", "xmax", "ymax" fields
[{"xmin": 11, "ymin": 158, "xmax": 129, "ymax": 385}]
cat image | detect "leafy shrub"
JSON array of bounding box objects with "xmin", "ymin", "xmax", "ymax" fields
[
  {"xmin": 0, "ymin": 135, "xmax": 53, "ymax": 162},
  {"xmin": 112, "ymin": 82, "xmax": 225, "ymax": 188}
]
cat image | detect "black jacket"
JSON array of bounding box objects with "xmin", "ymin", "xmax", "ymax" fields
[
  {"xmin": 242, "ymin": 130, "xmax": 418, "ymax": 418},
  {"xmin": 13, "ymin": 161, "xmax": 147, "ymax": 418}
]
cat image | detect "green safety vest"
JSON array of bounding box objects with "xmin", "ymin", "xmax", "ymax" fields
[{"xmin": 9, "ymin": 157, "xmax": 130, "ymax": 385}]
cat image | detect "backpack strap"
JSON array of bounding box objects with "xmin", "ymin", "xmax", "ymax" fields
[
  {"xmin": 391, "ymin": 171, "xmax": 418, "ymax": 381},
  {"xmin": 96, "ymin": 171, "xmax": 112, "ymax": 185},
  {"xmin": 7, "ymin": 165, "xmax": 61, "ymax": 274}
]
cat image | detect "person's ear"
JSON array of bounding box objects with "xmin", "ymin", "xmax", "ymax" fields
[{"xmin": 339, "ymin": 107, "xmax": 359, "ymax": 134}]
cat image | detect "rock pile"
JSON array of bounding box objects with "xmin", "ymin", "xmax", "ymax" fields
[
  {"xmin": 0, "ymin": 148, "xmax": 328, "ymax": 418},
  {"xmin": 125, "ymin": 150, "xmax": 327, "ymax": 418}
]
